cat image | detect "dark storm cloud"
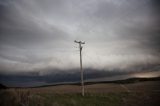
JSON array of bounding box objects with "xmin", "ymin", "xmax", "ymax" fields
[
  {"xmin": 0, "ymin": 0, "xmax": 160, "ymax": 75},
  {"xmin": 150, "ymin": 0, "xmax": 160, "ymax": 51},
  {"xmin": 86, "ymin": 0, "xmax": 160, "ymax": 56},
  {"xmin": 151, "ymin": 0, "xmax": 160, "ymax": 12},
  {"xmin": 114, "ymin": 21, "xmax": 160, "ymax": 54},
  {"xmin": 0, "ymin": 0, "xmax": 69, "ymax": 48}
]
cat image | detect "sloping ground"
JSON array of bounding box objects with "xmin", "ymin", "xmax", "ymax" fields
[
  {"xmin": 0, "ymin": 81, "xmax": 160, "ymax": 106},
  {"xmin": 27, "ymin": 80, "xmax": 160, "ymax": 94}
]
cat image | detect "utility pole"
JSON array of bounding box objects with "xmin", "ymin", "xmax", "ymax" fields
[{"xmin": 74, "ymin": 40, "xmax": 85, "ymax": 96}]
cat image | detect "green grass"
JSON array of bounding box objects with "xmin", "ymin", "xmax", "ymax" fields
[
  {"xmin": 0, "ymin": 88, "xmax": 159, "ymax": 106},
  {"xmin": 0, "ymin": 89, "xmax": 128, "ymax": 106},
  {"xmin": 38, "ymin": 93, "xmax": 125, "ymax": 106}
]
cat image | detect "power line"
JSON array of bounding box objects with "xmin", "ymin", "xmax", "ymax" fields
[{"xmin": 74, "ymin": 40, "xmax": 85, "ymax": 96}]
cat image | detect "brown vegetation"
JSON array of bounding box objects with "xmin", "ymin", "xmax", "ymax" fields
[{"xmin": 0, "ymin": 81, "xmax": 160, "ymax": 106}]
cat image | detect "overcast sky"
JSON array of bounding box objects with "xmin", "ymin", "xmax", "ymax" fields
[{"xmin": 0, "ymin": 0, "xmax": 160, "ymax": 75}]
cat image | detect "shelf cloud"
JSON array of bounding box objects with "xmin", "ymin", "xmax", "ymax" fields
[{"xmin": 0, "ymin": 0, "xmax": 160, "ymax": 76}]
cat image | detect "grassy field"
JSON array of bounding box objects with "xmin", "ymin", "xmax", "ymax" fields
[{"xmin": 0, "ymin": 81, "xmax": 160, "ymax": 106}]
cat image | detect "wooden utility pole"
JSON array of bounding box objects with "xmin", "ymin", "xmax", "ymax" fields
[{"xmin": 74, "ymin": 40, "xmax": 85, "ymax": 96}]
